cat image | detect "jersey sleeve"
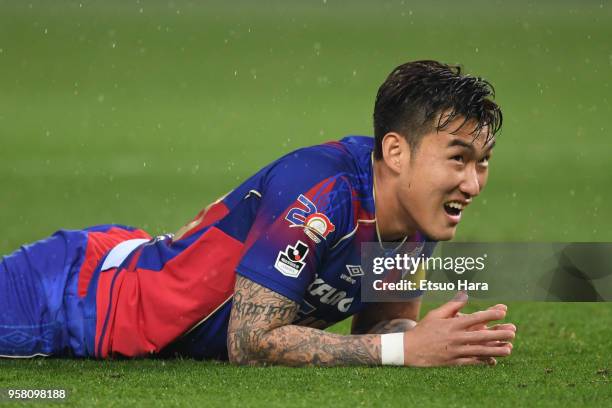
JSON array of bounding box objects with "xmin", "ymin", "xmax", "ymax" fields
[{"xmin": 235, "ymin": 155, "xmax": 355, "ymax": 303}]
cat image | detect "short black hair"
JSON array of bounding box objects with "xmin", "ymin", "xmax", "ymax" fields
[{"xmin": 373, "ymin": 60, "xmax": 502, "ymax": 159}]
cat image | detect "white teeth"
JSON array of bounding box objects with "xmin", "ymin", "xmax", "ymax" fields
[{"xmin": 446, "ymin": 202, "xmax": 464, "ymax": 210}]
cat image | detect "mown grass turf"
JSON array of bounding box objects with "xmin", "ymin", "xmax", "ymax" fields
[
  {"xmin": 1, "ymin": 303, "xmax": 611, "ymax": 407},
  {"xmin": 1, "ymin": 1, "xmax": 611, "ymax": 407}
]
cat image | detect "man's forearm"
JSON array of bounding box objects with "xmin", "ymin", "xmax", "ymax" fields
[
  {"xmin": 228, "ymin": 324, "xmax": 382, "ymax": 367},
  {"xmin": 227, "ymin": 276, "xmax": 383, "ymax": 366}
]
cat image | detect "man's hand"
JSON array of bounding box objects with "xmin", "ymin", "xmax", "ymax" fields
[
  {"xmin": 457, "ymin": 303, "xmax": 517, "ymax": 365},
  {"xmin": 403, "ymin": 293, "xmax": 516, "ymax": 367}
]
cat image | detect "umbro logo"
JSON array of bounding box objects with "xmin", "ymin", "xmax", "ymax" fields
[
  {"xmin": 339, "ymin": 265, "xmax": 364, "ymax": 285},
  {"xmin": 346, "ymin": 265, "xmax": 364, "ymax": 277}
]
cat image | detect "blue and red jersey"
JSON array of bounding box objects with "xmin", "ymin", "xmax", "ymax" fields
[{"xmin": 0, "ymin": 136, "xmax": 430, "ymax": 359}]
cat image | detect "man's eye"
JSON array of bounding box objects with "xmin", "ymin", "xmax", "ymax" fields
[
  {"xmin": 478, "ymin": 156, "xmax": 491, "ymax": 167},
  {"xmin": 451, "ymin": 155, "xmax": 464, "ymax": 162}
]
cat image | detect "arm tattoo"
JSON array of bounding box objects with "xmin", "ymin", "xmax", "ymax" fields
[{"xmin": 227, "ymin": 276, "xmax": 382, "ymax": 366}]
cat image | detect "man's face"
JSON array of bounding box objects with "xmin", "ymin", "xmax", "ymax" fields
[{"xmin": 396, "ymin": 120, "xmax": 494, "ymax": 241}]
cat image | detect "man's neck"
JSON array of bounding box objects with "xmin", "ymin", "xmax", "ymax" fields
[{"xmin": 372, "ymin": 158, "xmax": 417, "ymax": 241}]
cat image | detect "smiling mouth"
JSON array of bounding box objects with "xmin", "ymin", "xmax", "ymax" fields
[{"xmin": 443, "ymin": 201, "xmax": 464, "ymax": 218}]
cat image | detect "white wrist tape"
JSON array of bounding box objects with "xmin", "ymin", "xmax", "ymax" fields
[{"xmin": 380, "ymin": 332, "xmax": 405, "ymax": 366}]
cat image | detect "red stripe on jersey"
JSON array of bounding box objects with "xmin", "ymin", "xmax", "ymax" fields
[
  {"xmin": 174, "ymin": 201, "xmax": 230, "ymax": 241},
  {"xmin": 305, "ymin": 177, "xmax": 337, "ymax": 205},
  {"xmin": 201, "ymin": 201, "xmax": 231, "ymax": 226},
  {"xmin": 322, "ymin": 141, "xmax": 348, "ymax": 152},
  {"xmin": 96, "ymin": 226, "xmax": 242, "ymax": 358},
  {"xmin": 78, "ymin": 227, "xmax": 151, "ymax": 297}
]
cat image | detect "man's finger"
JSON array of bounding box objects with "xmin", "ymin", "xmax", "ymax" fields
[
  {"xmin": 452, "ymin": 357, "xmax": 494, "ymax": 366},
  {"xmin": 467, "ymin": 322, "xmax": 517, "ymax": 334},
  {"xmin": 478, "ymin": 356, "xmax": 497, "ymax": 366},
  {"xmin": 464, "ymin": 306, "xmax": 511, "ymax": 331},
  {"xmin": 454, "ymin": 309, "xmax": 506, "ymax": 329},
  {"xmin": 461, "ymin": 329, "xmax": 515, "ymax": 344},
  {"xmin": 457, "ymin": 344, "xmax": 512, "ymax": 357},
  {"xmin": 482, "ymin": 341, "xmax": 513, "ymax": 349},
  {"xmin": 427, "ymin": 292, "xmax": 468, "ymax": 319},
  {"xmin": 453, "ymin": 357, "xmax": 486, "ymax": 366},
  {"xmin": 490, "ymin": 323, "xmax": 517, "ymax": 332}
]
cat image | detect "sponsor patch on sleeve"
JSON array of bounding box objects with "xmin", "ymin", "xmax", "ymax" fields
[
  {"xmin": 285, "ymin": 194, "xmax": 335, "ymax": 243},
  {"xmin": 274, "ymin": 240, "xmax": 310, "ymax": 278}
]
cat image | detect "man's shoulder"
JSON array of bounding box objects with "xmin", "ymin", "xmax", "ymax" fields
[
  {"xmin": 223, "ymin": 136, "xmax": 375, "ymax": 232},
  {"xmin": 269, "ymin": 136, "xmax": 374, "ymax": 187},
  {"xmin": 247, "ymin": 137, "xmax": 373, "ymax": 239},
  {"xmin": 296, "ymin": 135, "xmax": 374, "ymax": 166}
]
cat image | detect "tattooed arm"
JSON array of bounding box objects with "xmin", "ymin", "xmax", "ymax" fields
[
  {"xmin": 227, "ymin": 275, "xmax": 382, "ymax": 366},
  {"xmin": 227, "ymin": 277, "xmax": 515, "ymax": 366}
]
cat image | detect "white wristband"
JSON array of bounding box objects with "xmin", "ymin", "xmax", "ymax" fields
[{"xmin": 380, "ymin": 332, "xmax": 405, "ymax": 366}]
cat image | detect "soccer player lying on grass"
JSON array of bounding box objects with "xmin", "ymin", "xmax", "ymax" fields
[{"xmin": 0, "ymin": 60, "xmax": 516, "ymax": 366}]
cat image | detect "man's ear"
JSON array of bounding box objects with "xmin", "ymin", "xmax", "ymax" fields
[{"xmin": 381, "ymin": 132, "xmax": 409, "ymax": 174}]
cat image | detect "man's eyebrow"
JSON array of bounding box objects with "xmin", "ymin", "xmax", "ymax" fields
[
  {"xmin": 447, "ymin": 139, "xmax": 496, "ymax": 153},
  {"xmin": 447, "ymin": 139, "xmax": 476, "ymax": 152}
]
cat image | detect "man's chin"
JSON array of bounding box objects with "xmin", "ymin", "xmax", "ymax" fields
[{"xmin": 425, "ymin": 226, "xmax": 457, "ymax": 241}]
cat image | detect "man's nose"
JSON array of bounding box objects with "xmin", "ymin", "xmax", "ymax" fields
[{"xmin": 459, "ymin": 165, "xmax": 481, "ymax": 198}]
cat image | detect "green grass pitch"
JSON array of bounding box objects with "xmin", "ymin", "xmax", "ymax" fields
[{"xmin": 0, "ymin": 1, "xmax": 611, "ymax": 406}]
